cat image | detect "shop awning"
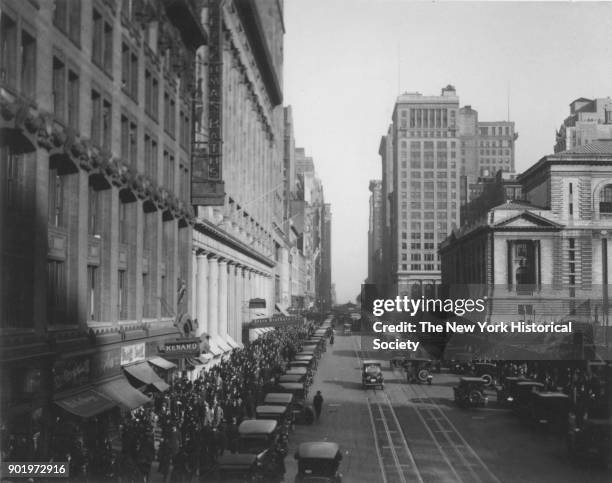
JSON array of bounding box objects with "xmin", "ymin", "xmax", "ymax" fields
[
  {"xmin": 97, "ymin": 376, "xmax": 152, "ymax": 409},
  {"xmin": 148, "ymin": 356, "xmax": 177, "ymax": 370},
  {"xmin": 212, "ymin": 335, "xmax": 232, "ymax": 353},
  {"xmin": 55, "ymin": 389, "xmax": 116, "ymax": 419},
  {"xmin": 124, "ymin": 362, "xmax": 170, "ymax": 392},
  {"xmin": 208, "ymin": 339, "xmax": 223, "ymax": 357},
  {"xmin": 275, "ymin": 303, "xmax": 290, "ymax": 316},
  {"xmin": 226, "ymin": 334, "xmax": 243, "ymax": 350}
]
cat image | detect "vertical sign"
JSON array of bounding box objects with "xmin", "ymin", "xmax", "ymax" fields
[{"xmin": 191, "ymin": 0, "xmax": 225, "ymax": 206}]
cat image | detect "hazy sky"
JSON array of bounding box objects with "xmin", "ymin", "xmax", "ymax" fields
[{"xmin": 282, "ymin": 0, "xmax": 612, "ymax": 303}]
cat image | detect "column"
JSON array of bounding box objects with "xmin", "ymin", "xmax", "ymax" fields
[
  {"xmin": 191, "ymin": 251, "xmax": 197, "ymax": 318},
  {"xmin": 236, "ymin": 266, "xmax": 244, "ymax": 343},
  {"xmin": 207, "ymin": 256, "xmax": 219, "ymax": 336},
  {"xmin": 218, "ymin": 258, "xmax": 228, "ymax": 338},
  {"xmin": 227, "ymin": 263, "xmax": 236, "ymax": 338},
  {"xmin": 195, "ymin": 252, "xmax": 208, "ymax": 336}
]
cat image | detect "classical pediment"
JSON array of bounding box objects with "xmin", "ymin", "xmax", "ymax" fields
[{"xmin": 494, "ymin": 211, "xmax": 562, "ymax": 229}]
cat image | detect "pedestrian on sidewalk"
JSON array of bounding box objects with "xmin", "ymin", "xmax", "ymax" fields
[{"xmin": 313, "ymin": 391, "xmax": 324, "ymax": 421}]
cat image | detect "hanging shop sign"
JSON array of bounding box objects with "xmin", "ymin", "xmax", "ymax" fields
[
  {"xmin": 92, "ymin": 348, "xmax": 121, "ymax": 380},
  {"xmin": 53, "ymin": 356, "xmax": 91, "ymax": 392},
  {"xmin": 161, "ymin": 338, "xmax": 201, "ymax": 358},
  {"xmin": 121, "ymin": 342, "xmax": 146, "ymax": 366}
]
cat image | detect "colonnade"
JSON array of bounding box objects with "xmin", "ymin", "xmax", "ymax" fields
[{"xmin": 192, "ymin": 250, "xmax": 273, "ymax": 345}]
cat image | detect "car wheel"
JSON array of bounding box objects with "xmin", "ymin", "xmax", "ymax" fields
[
  {"xmin": 468, "ymin": 390, "xmax": 482, "ymax": 406},
  {"xmin": 481, "ymin": 374, "xmax": 493, "ymax": 386},
  {"xmin": 418, "ymin": 369, "xmax": 429, "ymax": 382}
]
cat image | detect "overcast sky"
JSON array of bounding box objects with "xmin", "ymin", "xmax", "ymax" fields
[{"xmin": 282, "ymin": 0, "xmax": 612, "ymax": 304}]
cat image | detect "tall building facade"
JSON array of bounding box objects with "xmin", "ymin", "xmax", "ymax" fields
[
  {"xmin": 367, "ymin": 180, "xmax": 384, "ymax": 286},
  {"xmin": 379, "ymin": 85, "xmax": 516, "ymax": 298},
  {"xmin": 554, "ymin": 97, "xmax": 612, "ymax": 153},
  {"xmin": 191, "ymin": 0, "xmax": 292, "ymax": 348},
  {"xmin": 320, "ymin": 203, "xmax": 332, "ymax": 312},
  {"xmin": 0, "ymin": 0, "xmax": 203, "ymax": 457}
]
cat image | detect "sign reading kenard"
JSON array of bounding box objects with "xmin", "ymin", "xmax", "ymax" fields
[{"xmin": 162, "ymin": 338, "xmax": 201, "ymax": 357}]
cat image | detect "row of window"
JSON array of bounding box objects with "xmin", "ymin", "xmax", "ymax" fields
[
  {"xmin": 0, "ymin": 13, "xmax": 36, "ymax": 98},
  {"xmin": 480, "ymin": 126, "xmax": 512, "ymax": 137},
  {"xmin": 398, "ymin": 131, "xmax": 456, "ymax": 138},
  {"xmin": 400, "ymin": 263, "xmax": 440, "ymax": 271}
]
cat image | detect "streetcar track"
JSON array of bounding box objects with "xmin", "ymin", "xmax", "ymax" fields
[
  {"xmin": 352, "ymin": 337, "xmax": 424, "ymax": 483},
  {"xmin": 396, "ymin": 367, "xmax": 502, "ymax": 483}
]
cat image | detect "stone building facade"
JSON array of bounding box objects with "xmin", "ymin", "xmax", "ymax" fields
[
  {"xmin": 440, "ymin": 141, "xmax": 612, "ymax": 358},
  {"xmin": 0, "ymin": 0, "xmax": 203, "ymax": 453},
  {"xmin": 554, "ymin": 97, "xmax": 612, "ymax": 153},
  {"xmin": 190, "ymin": 0, "xmax": 294, "ymax": 348}
]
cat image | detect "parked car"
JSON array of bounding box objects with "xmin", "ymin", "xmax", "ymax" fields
[
  {"xmin": 404, "ymin": 358, "xmax": 434, "ymax": 385},
  {"xmin": 513, "ymin": 381, "xmax": 545, "ymax": 417},
  {"xmin": 210, "ymin": 453, "xmax": 263, "ymax": 482},
  {"xmin": 496, "ymin": 376, "xmax": 528, "ymax": 406},
  {"xmin": 470, "ymin": 363, "xmax": 498, "ymax": 387},
  {"xmin": 453, "ymin": 377, "xmax": 488, "ymax": 407},
  {"xmin": 294, "ymin": 442, "xmax": 342, "ymax": 483}
]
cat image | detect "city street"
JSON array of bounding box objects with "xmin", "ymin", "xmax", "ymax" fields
[{"xmin": 286, "ymin": 332, "xmax": 612, "ymax": 483}]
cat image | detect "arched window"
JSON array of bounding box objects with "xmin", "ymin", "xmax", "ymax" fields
[{"xmin": 600, "ymin": 184, "xmax": 612, "ymax": 215}]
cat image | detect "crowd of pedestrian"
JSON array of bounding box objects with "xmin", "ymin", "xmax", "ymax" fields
[{"xmin": 1, "ymin": 322, "xmax": 317, "ymax": 483}]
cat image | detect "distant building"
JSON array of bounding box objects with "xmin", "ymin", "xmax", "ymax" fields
[
  {"xmin": 367, "ymin": 180, "xmax": 384, "ymax": 286},
  {"xmin": 379, "ymin": 85, "xmax": 515, "ymax": 298},
  {"xmin": 440, "ymin": 141, "xmax": 612, "ymax": 358},
  {"xmin": 555, "ymin": 97, "xmax": 612, "ymax": 153}
]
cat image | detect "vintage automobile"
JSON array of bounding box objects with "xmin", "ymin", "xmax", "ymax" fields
[
  {"xmin": 470, "ymin": 363, "xmax": 498, "ymax": 387},
  {"xmin": 567, "ymin": 411, "xmax": 612, "ymax": 465},
  {"xmin": 277, "ymin": 383, "xmax": 314, "ymax": 424},
  {"xmin": 294, "ymin": 442, "xmax": 342, "ymax": 483},
  {"xmin": 530, "ymin": 392, "xmax": 570, "ymax": 432},
  {"xmin": 343, "ymin": 322, "xmax": 352, "ymax": 335},
  {"xmin": 453, "ymin": 377, "xmax": 488, "ymax": 407},
  {"xmin": 264, "ymin": 392, "xmax": 294, "ymax": 407},
  {"xmin": 513, "ymin": 381, "xmax": 545, "ymax": 417},
  {"xmin": 301, "ymin": 344, "xmax": 320, "ymax": 358},
  {"xmin": 362, "ymin": 360, "xmax": 384, "ymax": 389},
  {"xmin": 447, "ymin": 352, "xmax": 473, "ymax": 374},
  {"xmin": 210, "ymin": 453, "xmax": 263, "ymax": 482},
  {"xmin": 293, "ymin": 355, "xmax": 316, "ymax": 370},
  {"xmin": 278, "ymin": 374, "xmax": 306, "ymax": 384},
  {"xmin": 225, "ymin": 419, "xmax": 279, "ymax": 477},
  {"xmin": 495, "ymin": 376, "xmax": 528, "ymax": 406},
  {"xmin": 404, "ymin": 358, "xmax": 434, "ymax": 385},
  {"xmin": 256, "ymin": 405, "xmax": 292, "ymax": 436},
  {"xmin": 288, "ymin": 360, "xmax": 312, "ymax": 371}
]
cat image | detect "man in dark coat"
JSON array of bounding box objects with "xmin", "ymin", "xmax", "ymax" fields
[{"xmin": 313, "ymin": 391, "xmax": 323, "ymax": 421}]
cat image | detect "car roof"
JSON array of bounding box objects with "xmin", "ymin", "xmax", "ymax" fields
[
  {"xmin": 279, "ymin": 374, "xmax": 303, "ymax": 382},
  {"xmin": 264, "ymin": 393, "xmax": 293, "ymax": 403},
  {"xmin": 256, "ymin": 405, "xmax": 287, "ymax": 414},
  {"xmin": 516, "ymin": 381, "xmax": 544, "ymax": 387},
  {"xmin": 238, "ymin": 419, "xmax": 277, "ymax": 435},
  {"xmin": 217, "ymin": 453, "xmax": 258, "ymax": 467},
  {"xmin": 459, "ymin": 377, "xmax": 486, "ymax": 383},
  {"xmin": 297, "ymin": 442, "xmax": 340, "ymax": 459},
  {"xmin": 286, "ymin": 367, "xmax": 308, "ymax": 374},
  {"xmin": 294, "ymin": 355, "xmax": 313, "ymax": 361},
  {"xmin": 363, "ymin": 360, "xmax": 382, "ymax": 365},
  {"xmin": 534, "ymin": 392, "xmax": 569, "ymax": 398},
  {"xmin": 278, "ymin": 382, "xmax": 304, "ymax": 390}
]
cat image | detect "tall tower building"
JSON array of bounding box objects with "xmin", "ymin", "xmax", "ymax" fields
[
  {"xmin": 390, "ymin": 86, "xmax": 460, "ymax": 298},
  {"xmin": 383, "ymin": 85, "xmax": 516, "ymax": 298}
]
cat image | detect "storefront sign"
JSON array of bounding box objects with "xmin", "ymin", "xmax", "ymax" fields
[
  {"xmin": 121, "ymin": 343, "xmax": 145, "ymax": 365},
  {"xmin": 162, "ymin": 338, "xmax": 201, "ymax": 357},
  {"xmin": 92, "ymin": 349, "xmax": 121, "ymax": 380},
  {"xmin": 53, "ymin": 356, "xmax": 91, "ymax": 392}
]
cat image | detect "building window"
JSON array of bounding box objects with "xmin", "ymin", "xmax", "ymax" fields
[
  {"xmin": 121, "ymin": 115, "xmax": 138, "ymax": 166},
  {"xmin": 20, "ymin": 29, "xmax": 36, "ymax": 99},
  {"xmin": 54, "ymin": 0, "xmax": 81, "ymax": 45},
  {"xmin": 600, "ymin": 184, "xmax": 612, "ymax": 215},
  {"xmin": 87, "ymin": 265, "xmax": 100, "ymax": 320},
  {"xmin": 118, "ymin": 270, "xmax": 128, "ymax": 320},
  {"xmin": 0, "ymin": 13, "xmax": 18, "ymax": 88},
  {"xmin": 47, "ymin": 259, "xmax": 66, "ymax": 325},
  {"xmin": 164, "ymin": 150, "xmax": 175, "ymax": 191},
  {"xmin": 88, "ymin": 184, "xmax": 100, "ymax": 235},
  {"xmin": 119, "ymin": 202, "xmax": 128, "ymax": 244},
  {"xmin": 92, "ymin": 9, "xmax": 113, "ymax": 74},
  {"xmin": 48, "ymin": 169, "xmax": 64, "ymax": 227},
  {"xmin": 4, "ymin": 147, "xmax": 27, "ymax": 213},
  {"xmin": 121, "ymin": 41, "xmax": 138, "ymax": 100},
  {"xmin": 142, "ymin": 272, "xmax": 151, "ymax": 317},
  {"xmin": 52, "ymin": 57, "xmax": 80, "ymax": 129},
  {"xmin": 145, "ymin": 69, "xmax": 159, "ymax": 119}
]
